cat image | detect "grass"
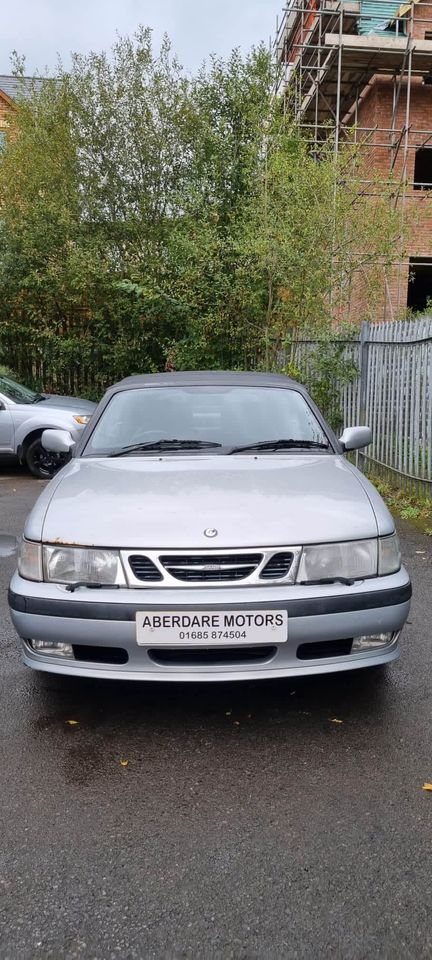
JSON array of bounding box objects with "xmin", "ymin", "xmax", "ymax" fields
[{"xmin": 367, "ymin": 473, "xmax": 432, "ymax": 538}]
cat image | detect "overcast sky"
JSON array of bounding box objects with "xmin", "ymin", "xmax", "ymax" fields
[{"xmin": 1, "ymin": 0, "xmax": 282, "ymax": 76}]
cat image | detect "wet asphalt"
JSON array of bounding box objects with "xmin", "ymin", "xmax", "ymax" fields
[{"xmin": 0, "ymin": 461, "xmax": 431, "ymax": 960}]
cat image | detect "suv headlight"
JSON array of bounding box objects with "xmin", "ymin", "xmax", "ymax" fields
[
  {"xmin": 43, "ymin": 545, "xmax": 125, "ymax": 585},
  {"xmin": 73, "ymin": 415, "xmax": 91, "ymax": 425}
]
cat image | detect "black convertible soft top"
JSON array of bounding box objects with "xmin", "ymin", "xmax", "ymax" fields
[{"xmin": 113, "ymin": 370, "xmax": 304, "ymax": 392}]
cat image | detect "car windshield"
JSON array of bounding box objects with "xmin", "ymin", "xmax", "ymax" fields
[
  {"xmin": 83, "ymin": 385, "xmax": 329, "ymax": 456},
  {"xmin": 0, "ymin": 375, "xmax": 40, "ymax": 404}
]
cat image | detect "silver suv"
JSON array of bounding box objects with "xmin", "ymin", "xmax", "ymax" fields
[
  {"xmin": 0, "ymin": 374, "xmax": 96, "ymax": 478},
  {"xmin": 9, "ymin": 371, "xmax": 411, "ymax": 681}
]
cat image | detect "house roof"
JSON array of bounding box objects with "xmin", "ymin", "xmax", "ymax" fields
[{"xmin": 0, "ymin": 75, "xmax": 46, "ymax": 101}]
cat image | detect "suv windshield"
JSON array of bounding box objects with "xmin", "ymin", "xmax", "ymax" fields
[
  {"xmin": 83, "ymin": 385, "xmax": 329, "ymax": 456},
  {"xmin": 0, "ymin": 375, "xmax": 40, "ymax": 404}
]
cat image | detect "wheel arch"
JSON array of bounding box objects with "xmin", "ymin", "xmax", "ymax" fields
[{"xmin": 18, "ymin": 426, "xmax": 65, "ymax": 463}]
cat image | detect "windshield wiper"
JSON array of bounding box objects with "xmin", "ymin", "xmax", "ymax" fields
[
  {"xmin": 228, "ymin": 438, "xmax": 329, "ymax": 455},
  {"xmin": 298, "ymin": 577, "xmax": 355, "ymax": 587},
  {"xmin": 109, "ymin": 439, "xmax": 223, "ymax": 457},
  {"xmin": 32, "ymin": 394, "xmax": 47, "ymax": 403},
  {"xmin": 65, "ymin": 582, "xmax": 121, "ymax": 593}
]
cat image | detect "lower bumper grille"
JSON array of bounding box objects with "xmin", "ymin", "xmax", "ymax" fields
[
  {"xmin": 297, "ymin": 639, "xmax": 353, "ymax": 660},
  {"xmin": 148, "ymin": 646, "xmax": 277, "ymax": 666},
  {"xmin": 72, "ymin": 645, "xmax": 129, "ymax": 664}
]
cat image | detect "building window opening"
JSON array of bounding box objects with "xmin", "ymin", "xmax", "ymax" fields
[
  {"xmin": 414, "ymin": 148, "xmax": 432, "ymax": 189},
  {"xmin": 407, "ymin": 258, "xmax": 432, "ymax": 312}
]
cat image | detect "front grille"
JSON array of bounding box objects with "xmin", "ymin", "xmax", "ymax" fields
[
  {"xmin": 159, "ymin": 554, "xmax": 263, "ymax": 583},
  {"xmin": 260, "ymin": 552, "xmax": 293, "ymax": 580},
  {"xmin": 123, "ymin": 546, "xmax": 302, "ymax": 587},
  {"xmin": 129, "ymin": 555, "xmax": 163, "ymax": 582}
]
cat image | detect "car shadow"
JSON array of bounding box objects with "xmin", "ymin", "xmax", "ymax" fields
[
  {"xmin": 32, "ymin": 664, "xmax": 392, "ymax": 731},
  {"xmin": 24, "ymin": 666, "xmax": 400, "ymax": 788}
]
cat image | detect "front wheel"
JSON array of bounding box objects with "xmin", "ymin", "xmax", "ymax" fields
[{"xmin": 25, "ymin": 437, "xmax": 69, "ymax": 479}]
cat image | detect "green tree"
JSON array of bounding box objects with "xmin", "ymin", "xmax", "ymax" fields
[{"xmin": 0, "ymin": 33, "xmax": 404, "ymax": 400}]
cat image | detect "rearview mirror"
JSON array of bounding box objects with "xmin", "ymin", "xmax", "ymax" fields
[
  {"xmin": 339, "ymin": 426, "xmax": 372, "ymax": 452},
  {"xmin": 41, "ymin": 429, "xmax": 76, "ymax": 454}
]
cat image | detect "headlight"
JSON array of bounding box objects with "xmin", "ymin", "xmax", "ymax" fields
[
  {"xmin": 18, "ymin": 539, "xmax": 43, "ymax": 581},
  {"xmin": 378, "ymin": 532, "xmax": 401, "ymax": 575},
  {"xmin": 297, "ymin": 539, "xmax": 378, "ymax": 582},
  {"xmin": 43, "ymin": 545, "xmax": 125, "ymax": 585},
  {"xmin": 73, "ymin": 415, "xmax": 90, "ymax": 425}
]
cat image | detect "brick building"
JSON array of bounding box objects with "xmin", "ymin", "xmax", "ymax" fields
[
  {"xmin": 276, "ymin": 0, "xmax": 432, "ymax": 321},
  {"xmin": 0, "ymin": 76, "xmax": 45, "ymax": 149}
]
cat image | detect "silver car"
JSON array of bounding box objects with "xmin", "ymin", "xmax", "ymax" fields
[
  {"xmin": 8, "ymin": 371, "xmax": 411, "ymax": 681},
  {"xmin": 0, "ymin": 373, "xmax": 96, "ymax": 478}
]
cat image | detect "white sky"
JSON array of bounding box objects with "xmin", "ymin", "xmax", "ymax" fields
[{"xmin": 1, "ymin": 0, "xmax": 282, "ymax": 75}]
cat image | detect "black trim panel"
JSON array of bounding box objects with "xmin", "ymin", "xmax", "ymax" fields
[{"xmin": 8, "ymin": 582, "xmax": 412, "ymax": 621}]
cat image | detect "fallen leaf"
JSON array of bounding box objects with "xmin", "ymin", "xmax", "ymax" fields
[
  {"xmin": 416, "ymin": 551, "xmax": 426, "ymax": 555},
  {"xmin": 233, "ymin": 721, "xmax": 240, "ymax": 726},
  {"xmin": 225, "ymin": 710, "xmax": 232, "ymax": 716},
  {"xmin": 120, "ymin": 759, "xmax": 129, "ymax": 767},
  {"xmin": 329, "ymin": 718, "xmax": 343, "ymax": 724},
  {"xmin": 66, "ymin": 720, "xmax": 79, "ymax": 726},
  {"xmin": 422, "ymin": 782, "xmax": 432, "ymax": 791}
]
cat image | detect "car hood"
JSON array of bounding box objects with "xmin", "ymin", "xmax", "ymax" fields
[
  {"xmin": 41, "ymin": 394, "xmax": 96, "ymax": 413},
  {"xmin": 28, "ymin": 455, "xmax": 394, "ymax": 548}
]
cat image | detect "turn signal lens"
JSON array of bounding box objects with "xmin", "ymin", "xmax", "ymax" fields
[
  {"xmin": 18, "ymin": 539, "xmax": 43, "ymax": 581},
  {"xmin": 378, "ymin": 532, "xmax": 401, "ymax": 575}
]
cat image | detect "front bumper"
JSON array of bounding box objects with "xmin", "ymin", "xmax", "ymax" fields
[{"xmin": 8, "ymin": 569, "xmax": 412, "ymax": 681}]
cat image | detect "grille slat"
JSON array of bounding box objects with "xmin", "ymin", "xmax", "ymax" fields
[
  {"xmin": 129, "ymin": 556, "xmax": 163, "ymax": 582},
  {"xmin": 260, "ymin": 552, "xmax": 293, "ymax": 580}
]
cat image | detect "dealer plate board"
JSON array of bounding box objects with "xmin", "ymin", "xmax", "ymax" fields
[{"xmin": 136, "ymin": 609, "xmax": 288, "ymax": 646}]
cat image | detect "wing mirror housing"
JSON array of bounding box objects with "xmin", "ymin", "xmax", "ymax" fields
[
  {"xmin": 41, "ymin": 429, "xmax": 76, "ymax": 454},
  {"xmin": 339, "ymin": 426, "xmax": 372, "ymax": 452}
]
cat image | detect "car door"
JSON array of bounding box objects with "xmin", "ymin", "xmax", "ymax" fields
[{"xmin": 0, "ymin": 394, "xmax": 15, "ymax": 452}]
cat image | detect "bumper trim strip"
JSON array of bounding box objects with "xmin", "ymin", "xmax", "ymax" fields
[{"xmin": 8, "ymin": 582, "xmax": 412, "ymax": 621}]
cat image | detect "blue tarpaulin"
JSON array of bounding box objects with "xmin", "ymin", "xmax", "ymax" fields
[{"xmin": 359, "ymin": 1, "xmax": 403, "ymax": 34}]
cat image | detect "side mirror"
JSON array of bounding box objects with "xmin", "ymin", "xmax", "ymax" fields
[
  {"xmin": 0, "ymin": 401, "xmax": 5, "ymax": 411},
  {"xmin": 339, "ymin": 426, "xmax": 372, "ymax": 452},
  {"xmin": 42, "ymin": 429, "xmax": 76, "ymax": 454}
]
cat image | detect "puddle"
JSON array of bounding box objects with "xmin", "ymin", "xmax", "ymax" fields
[{"xmin": 0, "ymin": 534, "xmax": 18, "ymax": 558}]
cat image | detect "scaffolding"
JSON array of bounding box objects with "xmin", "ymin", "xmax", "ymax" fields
[{"xmin": 274, "ymin": 0, "xmax": 432, "ymax": 318}]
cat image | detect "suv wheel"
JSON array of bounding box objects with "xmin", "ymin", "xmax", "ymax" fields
[{"xmin": 25, "ymin": 437, "xmax": 68, "ymax": 479}]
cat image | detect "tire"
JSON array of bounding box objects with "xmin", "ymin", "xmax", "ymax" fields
[{"xmin": 25, "ymin": 437, "xmax": 69, "ymax": 480}]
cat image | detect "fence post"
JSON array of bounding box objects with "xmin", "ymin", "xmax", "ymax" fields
[{"xmin": 358, "ymin": 320, "xmax": 370, "ymax": 472}]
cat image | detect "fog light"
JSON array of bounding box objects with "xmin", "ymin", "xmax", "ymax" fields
[
  {"xmin": 352, "ymin": 632, "xmax": 395, "ymax": 652},
  {"xmin": 30, "ymin": 640, "xmax": 74, "ymax": 658}
]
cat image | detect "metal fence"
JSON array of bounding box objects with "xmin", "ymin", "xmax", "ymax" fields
[{"xmin": 291, "ymin": 317, "xmax": 432, "ymax": 496}]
